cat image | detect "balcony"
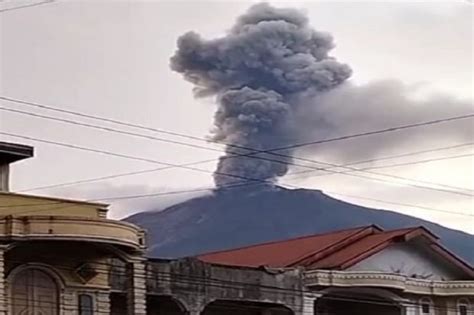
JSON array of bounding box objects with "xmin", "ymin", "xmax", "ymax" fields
[
  {"xmin": 0, "ymin": 215, "xmax": 145, "ymax": 250},
  {"xmin": 305, "ymin": 270, "xmax": 474, "ymax": 296}
]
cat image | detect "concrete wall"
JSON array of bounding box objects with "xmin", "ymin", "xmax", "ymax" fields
[{"xmin": 146, "ymin": 258, "xmax": 305, "ymax": 314}]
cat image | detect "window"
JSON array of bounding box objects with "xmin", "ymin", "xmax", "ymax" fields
[
  {"xmin": 421, "ymin": 303, "xmax": 430, "ymax": 314},
  {"xmin": 11, "ymin": 268, "xmax": 59, "ymax": 315},
  {"xmin": 79, "ymin": 294, "xmax": 94, "ymax": 315},
  {"xmin": 419, "ymin": 298, "xmax": 433, "ymax": 315},
  {"xmin": 458, "ymin": 299, "xmax": 470, "ymax": 315}
]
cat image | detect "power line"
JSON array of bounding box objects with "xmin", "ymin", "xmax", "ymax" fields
[
  {"xmin": 1, "ymin": 131, "xmax": 473, "ymax": 216},
  {"xmin": 0, "ymin": 106, "xmax": 226, "ymax": 154},
  {"xmin": 361, "ymin": 153, "xmax": 474, "ymax": 170},
  {"xmin": 2, "ymin": 95, "xmax": 473, "ymax": 159},
  {"xmin": 0, "ymin": 130, "xmax": 274, "ymax": 185},
  {"xmin": 324, "ymin": 191, "xmax": 473, "ymax": 217},
  {"xmin": 18, "ymin": 142, "xmax": 474, "ymax": 193},
  {"xmin": 0, "ymin": 131, "xmax": 472, "ymax": 218},
  {"xmin": 2, "ymin": 106, "xmax": 473, "ymax": 197},
  {"xmin": 284, "ymin": 152, "xmax": 474, "ymax": 192},
  {"xmin": 338, "ymin": 142, "xmax": 474, "ymax": 167},
  {"xmin": 0, "ymin": 0, "xmax": 54, "ymax": 13},
  {"xmin": 2, "ymin": 175, "xmax": 472, "ymax": 217}
]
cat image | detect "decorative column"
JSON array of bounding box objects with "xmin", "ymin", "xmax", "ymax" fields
[
  {"xmin": 0, "ymin": 246, "xmax": 7, "ymax": 315},
  {"xmin": 128, "ymin": 259, "xmax": 147, "ymax": 315}
]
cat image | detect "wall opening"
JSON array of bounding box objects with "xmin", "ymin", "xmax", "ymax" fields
[
  {"xmin": 146, "ymin": 295, "xmax": 187, "ymax": 315},
  {"xmin": 202, "ymin": 300, "xmax": 294, "ymax": 315},
  {"xmin": 110, "ymin": 292, "xmax": 128, "ymax": 315},
  {"xmin": 315, "ymin": 293, "xmax": 401, "ymax": 315}
]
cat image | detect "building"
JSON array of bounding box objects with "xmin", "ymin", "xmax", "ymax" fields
[
  {"xmin": 0, "ymin": 142, "xmax": 147, "ymax": 315},
  {"xmin": 0, "ymin": 141, "xmax": 473, "ymax": 315},
  {"xmin": 199, "ymin": 225, "xmax": 474, "ymax": 315}
]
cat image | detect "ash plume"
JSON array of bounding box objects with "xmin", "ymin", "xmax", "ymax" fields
[{"xmin": 171, "ymin": 3, "xmax": 351, "ymax": 187}]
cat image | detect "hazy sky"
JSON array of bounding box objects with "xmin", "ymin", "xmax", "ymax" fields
[{"xmin": 1, "ymin": 0, "xmax": 472, "ymax": 233}]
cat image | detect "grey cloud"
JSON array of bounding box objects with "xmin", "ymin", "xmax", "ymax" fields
[{"xmin": 291, "ymin": 80, "xmax": 473, "ymax": 164}]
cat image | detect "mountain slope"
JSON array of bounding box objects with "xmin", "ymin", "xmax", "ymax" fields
[{"xmin": 125, "ymin": 186, "xmax": 474, "ymax": 264}]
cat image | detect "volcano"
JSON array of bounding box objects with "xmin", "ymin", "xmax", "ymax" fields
[{"xmin": 124, "ymin": 186, "xmax": 474, "ymax": 264}]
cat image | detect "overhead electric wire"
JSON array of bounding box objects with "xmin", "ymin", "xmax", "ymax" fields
[
  {"xmin": 360, "ymin": 153, "xmax": 474, "ymax": 170},
  {"xmin": 337, "ymin": 142, "xmax": 474, "ymax": 167},
  {"xmin": 1, "ymin": 99, "xmax": 473, "ymax": 216},
  {"xmin": 2, "ymin": 95, "xmax": 473, "ymax": 155},
  {"xmin": 18, "ymin": 142, "xmax": 474, "ymax": 193},
  {"xmin": 0, "ymin": 0, "xmax": 54, "ymax": 13},
  {"xmin": 283, "ymin": 152, "xmax": 474, "ymax": 192},
  {"xmin": 0, "ymin": 132, "xmax": 473, "ymax": 216},
  {"xmin": 2, "ymin": 105, "xmax": 473, "ymax": 197},
  {"xmin": 0, "ymin": 129, "xmax": 472, "ymax": 218},
  {"xmin": 2, "ymin": 170, "xmax": 472, "ymax": 218}
]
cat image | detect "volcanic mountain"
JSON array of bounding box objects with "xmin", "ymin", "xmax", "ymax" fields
[{"xmin": 125, "ymin": 185, "xmax": 474, "ymax": 264}]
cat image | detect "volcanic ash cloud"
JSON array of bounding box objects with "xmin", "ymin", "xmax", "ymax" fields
[{"xmin": 170, "ymin": 3, "xmax": 352, "ymax": 187}]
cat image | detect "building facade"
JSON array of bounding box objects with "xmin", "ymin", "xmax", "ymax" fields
[{"xmin": 0, "ymin": 141, "xmax": 473, "ymax": 315}]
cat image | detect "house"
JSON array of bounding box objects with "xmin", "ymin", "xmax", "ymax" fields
[
  {"xmin": 199, "ymin": 225, "xmax": 474, "ymax": 315},
  {"xmin": 1, "ymin": 141, "xmax": 472, "ymax": 315}
]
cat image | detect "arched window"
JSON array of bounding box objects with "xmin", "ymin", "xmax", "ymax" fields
[
  {"xmin": 11, "ymin": 268, "xmax": 59, "ymax": 315},
  {"xmin": 79, "ymin": 294, "xmax": 94, "ymax": 315},
  {"xmin": 419, "ymin": 297, "xmax": 433, "ymax": 315},
  {"xmin": 458, "ymin": 299, "xmax": 471, "ymax": 315}
]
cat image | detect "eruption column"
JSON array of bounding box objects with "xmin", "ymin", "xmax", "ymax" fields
[{"xmin": 171, "ymin": 3, "xmax": 352, "ymax": 187}]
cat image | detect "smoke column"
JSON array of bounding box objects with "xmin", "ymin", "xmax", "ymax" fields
[{"xmin": 170, "ymin": 3, "xmax": 352, "ymax": 187}]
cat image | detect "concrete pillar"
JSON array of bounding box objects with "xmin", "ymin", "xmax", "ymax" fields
[
  {"xmin": 0, "ymin": 164, "xmax": 9, "ymax": 192},
  {"xmin": 97, "ymin": 291, "xmax": 111, "ymax": 315},
  {"xmin": 302, "ymin": 294, "xmax": 318, "ymax": 315},
  {"xmin": 62, "ymin": 289, "xmax": 75, "ymax": 315},
  {"xmin": 128, "ymin": 259, "xmax": 147, "ymax": 315},
  {"xmin": 402, "ymin": 303, "xmax": 418, "ymax": 315},
  {"xmin": 0, "ymin": 246, "xmax": 6, "ymax": 315}
]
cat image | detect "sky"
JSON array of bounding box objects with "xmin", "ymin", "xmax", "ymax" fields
[{"xmin": 0, "ymin": 0, "xmax": 473, "ymax": 233}]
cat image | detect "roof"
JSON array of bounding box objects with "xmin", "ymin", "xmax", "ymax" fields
[
  {"xmin": 0, "ymin": 142, "xmax": 34, "ymax": 164},
  {"xmin": 0, "ymin": 191, "xmax": 108, "ymax": 207},
  {"xmin": 198, "ymin": 225, "xmax": 474, "ymax": 277},
  {"xmin": 198, "ymin": 225, "xmax": 380, "ymax": 268}
]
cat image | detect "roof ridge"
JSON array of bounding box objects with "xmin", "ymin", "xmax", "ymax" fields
[
  {"xmin": 286, "ymin": 225, "xmax": 378, "ymax": 267},
  {"xmin": 198, "ymin": 225, "xmax": 381, "ymax": 258}
]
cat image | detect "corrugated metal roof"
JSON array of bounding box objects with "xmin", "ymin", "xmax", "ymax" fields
[
  {"xmin": 198, "ymin": 226, "xmax": 377, "ymax": 268},
  {"xmin": 198, "ymin": 225, "xmax": 474, "ymax": 277}
]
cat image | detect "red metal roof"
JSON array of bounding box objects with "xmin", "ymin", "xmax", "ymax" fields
[
  {"xmin": 198, "ymin": 225, "xmax": 379, "ymax": 268},
  {"xmin": 198, "ymin": 225, "xmax": 474, "ymax": 277},
  {"xmin": 309, "ymin": 227, "xmax": 421, "ymax": 269}
]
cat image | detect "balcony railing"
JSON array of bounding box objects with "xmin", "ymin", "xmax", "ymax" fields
[{"xmin": 0, "ymin": 215, "xmax": 145, "ymax": 250}]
